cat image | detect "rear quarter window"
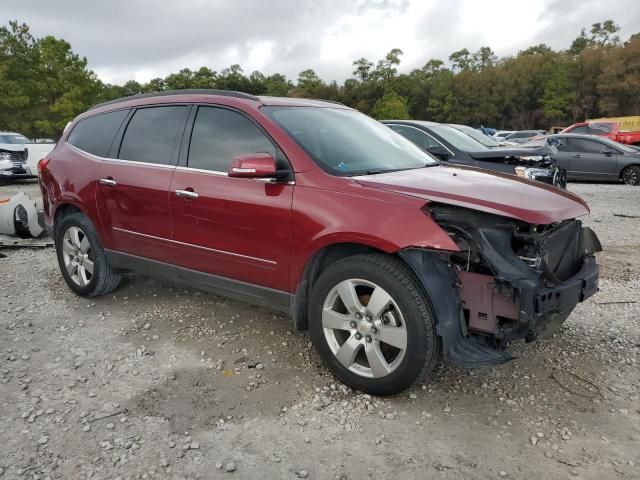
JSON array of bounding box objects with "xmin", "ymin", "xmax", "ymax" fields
[{"xmin": 67, "ymin": 109, "xmax": 130, "ymax": 157}]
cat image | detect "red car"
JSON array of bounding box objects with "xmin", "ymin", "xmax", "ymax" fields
[
  {"xmin": 39, "ymin": 90, "xmax": 601, "ymax": 394},
  {"xmin": 561, "ymin": 121, "xmax": 640, "ymax": 146}
]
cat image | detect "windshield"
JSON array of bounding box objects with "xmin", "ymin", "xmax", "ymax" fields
[
  {"xmin": 450, "ymin": 125, "xmax": 500, "ymax": 148},
  {"xmin": 428, "ymin": 125, "xmax": 490, "ymax": 152},
  {"xmin": 0, "ymin": 133, "xmax": 29, "ymax": 144},
  {"xmin": 262, "ymin": 107, "xmax": 438, "ymax": 175}
]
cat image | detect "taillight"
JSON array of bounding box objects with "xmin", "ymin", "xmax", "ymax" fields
[{"xmin": 38, "ymin": 156, "xmax": 51, "ymax": 173}]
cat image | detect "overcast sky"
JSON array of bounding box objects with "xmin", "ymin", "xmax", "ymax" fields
[{"xmin": 2, "ymin": 0, "xmax": 639, "ymax": 85}]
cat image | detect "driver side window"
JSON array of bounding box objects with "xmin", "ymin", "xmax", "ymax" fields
[
  {"xmin": 188, "ymin": 107, "xmax": 277, "ymax": 172},
  {"xmin": 571, "ymin": 139, "xmax": 602, "ymax": 154}
]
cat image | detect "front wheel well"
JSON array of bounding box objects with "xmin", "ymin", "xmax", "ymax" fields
[
  {"xmin": 293, "ymin": 243, "xmax": 397, "ymax": 331},
  {"xmin": 53, "ymin": 203, "xmax": 82, "ymax": 234}
]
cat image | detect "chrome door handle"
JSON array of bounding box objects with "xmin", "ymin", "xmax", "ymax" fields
[
  {"xmin": 175, "ymin": 189, "xmax": 199, "ymax": 199},
  {"xmin": 99, "ymin": 178, "xmax": 116, "ymax": 186}
]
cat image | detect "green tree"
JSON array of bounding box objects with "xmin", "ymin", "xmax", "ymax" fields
[
  {"xmin": 294, "ymin": 69, "xmax": 325, "ymax": 97},
  {"xmin": 373, "ymin": 48, "xmax": 403, "ymax": 83},
  {"xmin": 370, "ymin": 90, "xmax": 410, "ymax": 119},
  {"xmin": 542, "ymin": 60, "xmax": 576, "ymax": 122},
  {"xmin": 0, "ymin": 21, "xmax": 101, "ymax": 137},
  {"xmin": 264, "ymin": 73, "xmax": 292, "ymax": 96},
  {"xmin": 352, "ymin": 57, "xmax": 374, "ymax": 82},
  {"xmin": 473, "ymin": 47, "xmax": 497, "ymax": 70},
  {"xmin": 449, "ymin": 48, "xmax": 473, "ymax": 71},
  {"xmin": 590, "ymin": 20, "xmax": 620, "ymax": 47}
]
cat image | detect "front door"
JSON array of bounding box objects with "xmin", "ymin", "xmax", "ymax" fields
[
  {"xmin": 169, "ymin": 105, "xmax": 293, "ymax": 293},
  {"xmin": 551, "ymin": 137, "xmax": 575, "ymax": 179},
  {"xmin": 567, "ymin": 138, "xmax": 619, "ymax": 181},
  {"xmin": 96, "ymin": 105, "xmax": 189, "ymax": 260}
]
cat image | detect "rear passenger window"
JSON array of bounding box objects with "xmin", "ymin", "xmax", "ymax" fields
[
  {"xmin": 67, "ymin": 109, "xmax": 129, "ymax": 157},
  {"xmin": 119, "ymin": 106, "xmax": 187, "ymax": 165},
  {"xmin": 188, "ymin": 107, "xmax": 276, "ymax": 172}
]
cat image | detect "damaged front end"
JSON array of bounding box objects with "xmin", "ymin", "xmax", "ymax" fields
[
  {"xmin": 472, "ymin": 145, "xmax": 567, "ymax": 188},
  {"xmin": 400, "ymin": 203, "xmax": 601, "ymax": 367}
]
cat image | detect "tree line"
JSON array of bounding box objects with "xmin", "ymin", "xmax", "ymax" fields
[{"xmin": 1, "ymin": 19, "xmax": 638, "ymax": 139}]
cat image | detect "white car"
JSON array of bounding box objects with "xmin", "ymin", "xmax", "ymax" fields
[{"xmin": 0, "ymin": 131, "xmax": 55, "ymax": 181}]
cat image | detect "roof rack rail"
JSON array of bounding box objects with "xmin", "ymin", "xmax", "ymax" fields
[
  {"xmin": 306, "ymin": 98, "xmax": 346, "ymax": 106},
  {"xmin": 89, "ymin": 89, "xmax": 260, "ymax": 111}
]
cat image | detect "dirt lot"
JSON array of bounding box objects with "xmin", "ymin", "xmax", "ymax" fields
[{"xmin": 1, "ymin": 180, "xmax": 639, "ymax": 480}]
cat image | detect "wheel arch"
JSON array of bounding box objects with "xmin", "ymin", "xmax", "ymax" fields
[
  {"xmin": 52, "ymin": 202, "xmax": 84, "ymax": 235},
  {"xmin": 291, "ymin": 242, "xmax": 424, "ymax": 331}
]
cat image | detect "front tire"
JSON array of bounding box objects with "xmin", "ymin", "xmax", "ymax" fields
[
  {"xmin": 55, "ymin": 213, "xmax": 121, "ymax": 297},
  {"xmin": 309, "ymin": 254, "xmax": 440, "ymax": 395},
  {"xmin": 622, "ymin": 165, "xmax": 640, "ymax": 185}
]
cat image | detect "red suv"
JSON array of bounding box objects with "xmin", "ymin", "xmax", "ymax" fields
[{"xmin": 39, "ymin": 90, "xmax": 601, "ymax": 394}]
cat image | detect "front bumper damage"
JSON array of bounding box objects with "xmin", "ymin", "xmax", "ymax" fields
[
  {"xmin": 400, "ymin": 204, "xmax": 601, "ymax": 367},
  {"xmin": 0, "ymin": 152, "xmax": 33, "ymax": 180}
]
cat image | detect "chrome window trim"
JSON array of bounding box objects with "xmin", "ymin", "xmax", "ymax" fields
[
  {"xmin": 66, "ymin": 142, "xmax": 176, "ymax": 169},
  {"xmin": 385, "ymin": 123, "xmax": 456, "ymax": 158},
  {"xmin": 175, "ymin": 165, "xmax": 227, "ymax": 176},
  {"xmin": 112, "ymin": 227, "xmax": 277, "ymax": 266},
  {"xmin": 174, "ymin": 165, "xmax": 295, "ymax": 184}
]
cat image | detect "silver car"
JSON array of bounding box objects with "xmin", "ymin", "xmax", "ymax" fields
[{"xmin": 528, "ymin": 133, "xmax": 640, "ymax": 185}]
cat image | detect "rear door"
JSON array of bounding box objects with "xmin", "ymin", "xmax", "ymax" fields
[
  {"xmin": 567, "ymin": 138, "xmax": 619, "ymax": 181},
  {"xmin": 96, "ymin": 105, "xmax": 189, "ymax": 260},
  {"xmin": 169, "ymin": 105, "xmax": 293, "ymax": 294}
]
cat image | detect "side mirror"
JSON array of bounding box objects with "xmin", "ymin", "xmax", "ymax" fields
[
  {"xmin": 601, "ymin": 148, "xmax": 615, "ymax": 156},
  {"xmin": 229, "ymin": 153, "xmax": 277, "ymax": 178},
  {"xmin": 426, "ymin": 145, "xmax": 450, "ymax": 161}
]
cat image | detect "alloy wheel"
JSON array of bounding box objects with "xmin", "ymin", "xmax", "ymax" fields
[
  {"xmin": 622, "ymin": 167, "xmax": 637, "ymax": 185},
  {"xmin": 322, "ymin": 279, "xmax": 407, "ymax": 378},
  {"xmin": 61, "ymin": 226, "xmax": 94, "ymax": 287}
]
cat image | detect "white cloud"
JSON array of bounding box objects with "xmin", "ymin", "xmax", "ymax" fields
[{"xmin": 1, "ymin": 0, "xmax": 638, "ymax": 84}]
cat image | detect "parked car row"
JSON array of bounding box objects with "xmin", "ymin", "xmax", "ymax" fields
[
  {"xmin": 383, "ymin": 121, "xmax": 566, "ymax": 187},
  {"xmin": 400, "ymin": 122, "xmax": 640, "ymax": 186},
  {"xmin": 39, "ymin": 89, "xmax": 601, "ymax": 394},
  {"xmin": 521, "ymin": 133, "xmax": 640, "ymax": 185}
]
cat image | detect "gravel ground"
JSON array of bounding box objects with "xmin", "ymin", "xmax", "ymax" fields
[{"xmin": 0, "ymin": 180, "xmax": 639, "ymax": 480}]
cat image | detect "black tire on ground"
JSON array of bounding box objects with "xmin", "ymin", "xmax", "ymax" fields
[
  {"xmin": 308, "ymin": 253, "xmax": 440, "ymax": 395},
  {"xmin": 13, "ymin": 205, "xmax": 31, "ymax": 238},
  {"xmin": 54, "ymin": 212, "xmax": 121, "ymax": 297},
  {"xmin": 621, "ymin": 165, "xmax": 640, "ymax": 186}
]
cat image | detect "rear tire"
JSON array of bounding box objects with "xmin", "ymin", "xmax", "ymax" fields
[
  {"xmin": 622, "ymin": 165, "xmax": 640, "ymax": 185},
  {"xmin": 54, "ymin": 212, "xmax": 121, "ymax": 297},
  {"xmin": 309, "ymin": 253, "xmax": 440, "ymax": 395}
]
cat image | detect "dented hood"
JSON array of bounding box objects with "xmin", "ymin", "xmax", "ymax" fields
[
  {"xmin": 0, "ymin": 143, "xmax": 26, "ymax": 153},
  {"xmin": 354, "ymin": 165, "xmax": 589, "ymax": 224}
]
